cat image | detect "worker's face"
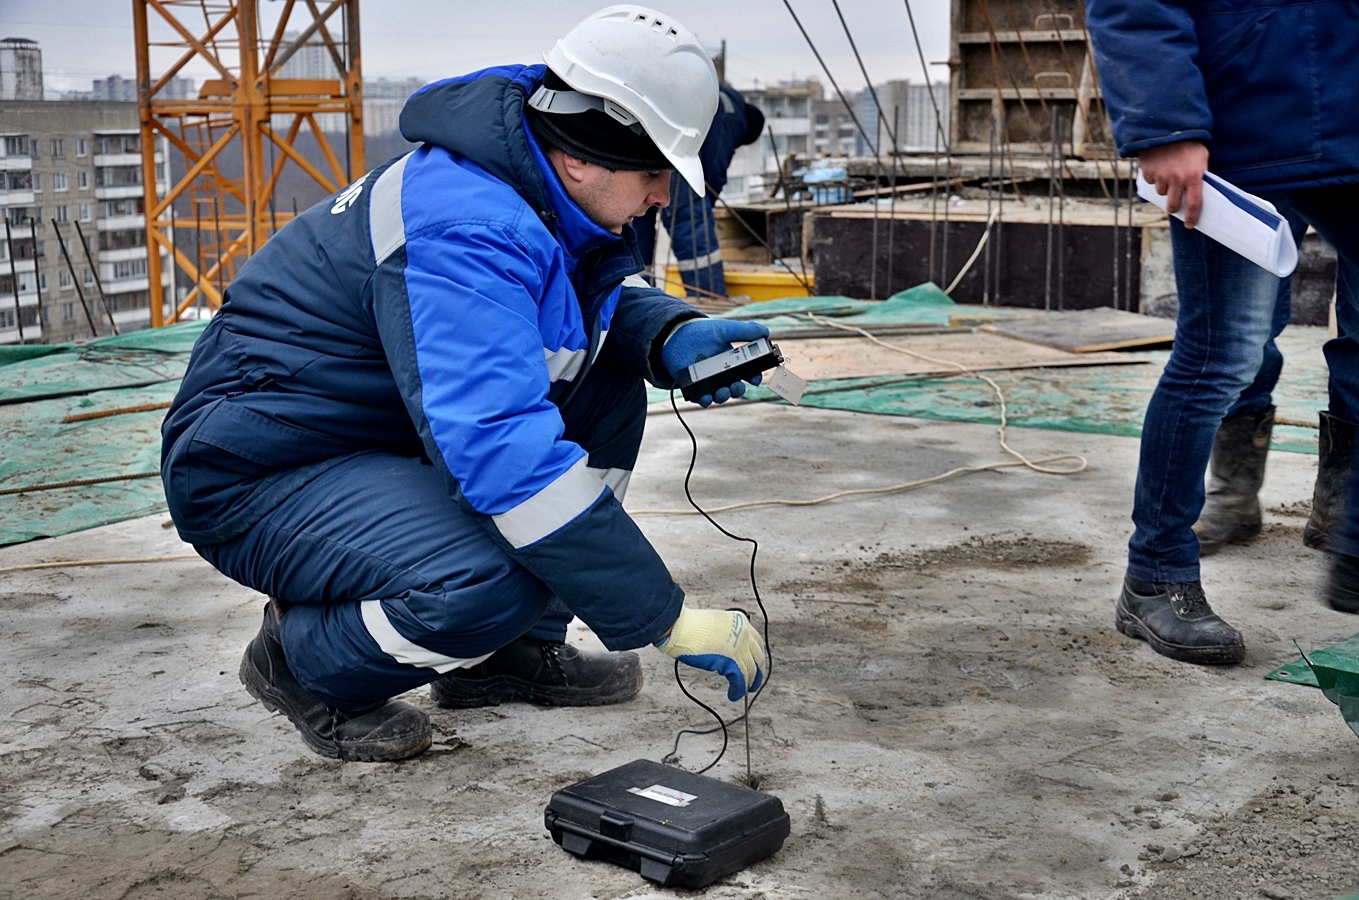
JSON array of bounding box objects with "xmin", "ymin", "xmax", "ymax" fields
[{"xmin": 552, "ymin": 149, "xmax": 672, "ymax": 234}]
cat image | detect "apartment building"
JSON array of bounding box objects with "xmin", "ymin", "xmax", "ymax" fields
[{"xmin": 0, "ymin": 100, "xmax": 172, "ymax": 343}]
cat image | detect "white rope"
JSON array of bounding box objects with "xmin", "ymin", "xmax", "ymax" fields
[
  {"xmin": 802, "ymin": 313, "xmax": 1087, "ymax": 476},
  {"xmin": 631, "ymin": 312, "xmax": 1087, "ymax": 517},
  {"xmin": 944, "ymin": 207, "xmax": 999, "ymax": 295},
  {"xmin": 0, "ymin": 553, "xmax": 200, "ymax": 575}
]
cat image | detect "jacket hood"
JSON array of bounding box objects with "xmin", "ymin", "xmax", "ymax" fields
[
  {"xmin": 400, "ymin": 64, "xmax": 556, "ymax": 226},
  {"xmin": 399, "ymin": 63, "xmax": 643, "ymax": 301}
]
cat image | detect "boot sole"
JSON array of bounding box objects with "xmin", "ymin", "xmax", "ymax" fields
[
  {"xmin": 1114, "ymin": 603, "xmax": 1245, "ymax": 666},
  {"xmin": 1329, "ymin": 596, "xmax": 1359, "ymax": 615},
  {"xmin": 1195, "ymin": 519, "xmax": 1262, "ymax": 557},
  {"xmin": 239, "ymin": 647, "xmax": 431, "ymax": 762},
  {"xmin": 432, "ymin": 659, "xmax": 643, "ymax": 710}
]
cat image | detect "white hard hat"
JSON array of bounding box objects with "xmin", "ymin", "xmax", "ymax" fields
[{"xmin": 532, "ymin": 5, "xmax": 719, "ymax": 195}]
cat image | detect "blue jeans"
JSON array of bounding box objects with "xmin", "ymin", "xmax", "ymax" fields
[
  {"xmin": 1130, "ymin": 184, "xmax": 1359, "ymax": 581},
  {"xmin": 200, "ymin": 358, "xmax": 648, "ymax": 710}
]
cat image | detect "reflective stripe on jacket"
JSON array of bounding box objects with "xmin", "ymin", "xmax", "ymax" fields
[{"xmin": 162, "ymin": 64, "xmax": 698, "ymax": 649}]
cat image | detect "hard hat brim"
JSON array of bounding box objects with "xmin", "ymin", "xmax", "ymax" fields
[{"xmin": 670, "ymin": 154, "xmax": 707, "ymax": 197}]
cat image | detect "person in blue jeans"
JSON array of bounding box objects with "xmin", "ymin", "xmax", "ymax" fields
[
  {"xmin": 1195, "ymin": 207, "xmax": 1359, "ymax": 560},
  {"xmin": 1086, "ymin": 0, "xmax": 1359, "ymax": 664}
]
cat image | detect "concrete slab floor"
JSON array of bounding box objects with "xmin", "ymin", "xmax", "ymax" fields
[{"xmin": 1, "ymin": 403, "xmax": 1357, "ymax": 900}]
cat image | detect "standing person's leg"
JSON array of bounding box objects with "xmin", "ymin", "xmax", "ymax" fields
[
  {"xmin": 1274, "ymin": 186, "xmax": 1359, "ymax": 551},
  {"xmin": 1194, "ymin": 212, "xmax": 1309, "ymax": 553},
  {"xmin": 1118, "ymin": 218, "xmax": 1281, "ymax": 664},
  {"xmin": 695, "ymin": 196, "xmax": 728, "ymax": 297},
  {"xmin": 666, "ymin": 179, "xmax": 727, "ymax": 299},
  {"xmin": 1278, "ymin": 184, "xmax": 1359, "ymax": 612}
]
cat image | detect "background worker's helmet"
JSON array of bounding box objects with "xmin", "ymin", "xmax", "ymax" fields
[{"xmin": 530, "ymin": 5, "xmax": 719, "ymax": 195}]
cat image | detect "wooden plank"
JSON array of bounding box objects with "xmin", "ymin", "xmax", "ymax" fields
[
  {"xmin": 956, "ymin": 29, "xmax": 1089, "ymax": 43},
  {"xmin": 775, "ymin": 330, "xmax": 1144, "ymax": 382},
  {"xmin": 981, "ymin": 307, "xmax": 1175, "ymax": 353}
]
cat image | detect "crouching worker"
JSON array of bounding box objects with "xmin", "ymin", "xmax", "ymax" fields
[{"xmin": 160, "ymin": 6, "xmax": 768, "ymax": 762}]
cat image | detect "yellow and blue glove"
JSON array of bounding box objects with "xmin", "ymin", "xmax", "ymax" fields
[
  {"xmin": 654, "ymin": 606, "xmax": 766, "ymax": 701},
  {"xmin": 661, "ymin": 319, "xmax": 772, "ymax": 407}
]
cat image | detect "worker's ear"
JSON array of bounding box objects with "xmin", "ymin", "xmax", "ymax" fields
[{"xmin": 556, "ymin": 150, "xmax": 594, "ymax": 186}]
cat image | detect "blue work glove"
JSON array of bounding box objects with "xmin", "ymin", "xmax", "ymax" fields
[
  {"xmin": 655, "ymin": 606, "xmax": 766, "ymax": 701},
  {"xmin": 661, "ymin": 318, "xmax": 772, "ymax": 407}
]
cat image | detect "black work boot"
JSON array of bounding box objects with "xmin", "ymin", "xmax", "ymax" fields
[
  {"xmin": 429, "ymin": 636, "xmax": 643, "ymax": 709},
  {"xmin": 1324, "ymin": 552, "xmax": 1359, "ymax": 614},
  {"xmin": 1304, "ymin": 411, "xmax": 1357, "ymax": 550},
  {"xmin": 1115, "ymin": 576, "xmax": 1246, "ymax": 665},
  {"xmin": 239, "ymin": 602, "xmax": 432, "ymax": 762},
  {"xmin": 1194, "ymin": 406, "xmax": 1273, "ymax": 555}
]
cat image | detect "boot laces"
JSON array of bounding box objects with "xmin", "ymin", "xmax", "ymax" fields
[
  {"xmin": 1170, "ymin": 582, "xmax": 1210, "ymax": 617},
  {"xmin": 537, "ymin": 641, "xmax": 575, "ymax": 685}
]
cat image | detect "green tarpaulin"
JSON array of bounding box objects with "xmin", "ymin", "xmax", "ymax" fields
[
  {"xmin": 0, "ymin": 285, "xmax": 1333, "ymax": 546},
  {"xmin": 0, "ymin": 322, "xmax": 206, "ymax": 546}
]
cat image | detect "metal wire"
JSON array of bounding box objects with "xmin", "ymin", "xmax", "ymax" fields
[{"xmin": 779, "ymin": 0, "xmax": 875, "ymax": 150}]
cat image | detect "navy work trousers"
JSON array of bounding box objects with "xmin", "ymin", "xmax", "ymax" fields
[
  {"xmin": 200, "ymin": 358, "xmax": 648, "ymax": 710},
  {"xmin": 662, "ymin": 178, "xmax": 727, "ymax": 298}
]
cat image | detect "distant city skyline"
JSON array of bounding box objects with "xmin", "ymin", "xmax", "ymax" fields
[{"xmin": 1, "ymin": 0, "xmax": 951, "ymax": 98}]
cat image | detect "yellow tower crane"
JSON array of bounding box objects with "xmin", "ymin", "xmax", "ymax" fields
[{"xmin": 133, "ymin": 0, "xmax": 364, "ymax": 326}]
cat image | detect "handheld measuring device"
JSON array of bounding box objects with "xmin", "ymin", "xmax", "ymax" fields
[{"xmin": 673, "ymin": 337, "xmax": 784, "ymax": 404}]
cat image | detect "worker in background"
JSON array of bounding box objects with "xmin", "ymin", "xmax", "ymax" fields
[
  {"xmin": 1086, "ymin": 0, "xmax": 1359, "ymax": 665},
  {"xmin": 632, "ymin": 83, "xmax": 765, "ymax": 296},
  {"xmin": 161, "ymin": 6, "xmax": 767, "ymax": 762}
]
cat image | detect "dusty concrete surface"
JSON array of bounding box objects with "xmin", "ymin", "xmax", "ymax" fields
[{"xmin": 2, "ymin": 403, "xmax": 1357, "ymax": 899}]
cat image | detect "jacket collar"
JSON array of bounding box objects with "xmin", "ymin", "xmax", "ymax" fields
[
  {"xmin": 522, "ymin": 115, "xmax": 622, "ymax": 267},
  {"xmin": 400, "ymin": 63, "xmax": 644, "ymax": 294}
]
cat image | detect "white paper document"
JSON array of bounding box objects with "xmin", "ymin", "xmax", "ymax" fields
[{"xmin": 1137, "ymin": 170, "xmax": 1297, "ymax": 277}]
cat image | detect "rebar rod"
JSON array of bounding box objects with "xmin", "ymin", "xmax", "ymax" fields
[
  {"xmin": 73, "ymin": 220, "xmax": 118, "ymax": 335},
  {"xmin": 52, "ymin": 220, "xmax": 100, "ymax": 338},
  {"xmin": 4, "ymin": 221, "xmax": 24, "ymax": 343}
]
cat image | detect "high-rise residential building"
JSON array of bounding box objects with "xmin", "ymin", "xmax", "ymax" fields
[
  {"xmin": 0, "ymin": 100, "xmax": 173, "ymax": 343},
  {"xmin": 275, "ymin": 32, "xmax": 347, "ymax": 132},
  {"xmin": 855, "ymin": 80, "xmax": 949, "ymax": 155},
  {"xmin": 813, "ymin": 95, "xmax": 860, "ymax": 158},
  {"xmin": 88, "ymin": 74, "xmax": 195, "ymax": 102},
  {"xmin": 0, "ymin": 38, "xmax": 42, "ymax": 101},
  {"xmin": 724, "ymin": 79, "xmax": 821, "ymax": 202},
  {"xmin": 363, "ymin": 77, "xmax": 425, "ymax": 137}
]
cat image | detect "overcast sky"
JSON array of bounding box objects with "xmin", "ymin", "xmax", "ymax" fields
[{"xmin": 1, "ymin": 0, "xmax": 951, "ymax": 96}]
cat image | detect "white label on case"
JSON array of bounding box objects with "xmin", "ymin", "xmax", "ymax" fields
[
  {"xmin": 766, "ymin": 364, "xmax": 807, "ymax": 406},
  {"xmin": 628, "ymin": 784, "xmax": 697, "ymax": 807}
]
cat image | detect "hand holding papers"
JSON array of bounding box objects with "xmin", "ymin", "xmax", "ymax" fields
[{"xmin": 1137, "ymin": 170, "xmax": 1298, "ymax": 277}]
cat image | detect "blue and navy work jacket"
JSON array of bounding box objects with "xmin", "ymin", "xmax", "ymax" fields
[
  {"xmin": 161, "ymin": 64, "xmax": 699, "ymax": 650},
  {"xmin": 1086, "ymin": 0, "xmax": 1359, "ymax": 191}
]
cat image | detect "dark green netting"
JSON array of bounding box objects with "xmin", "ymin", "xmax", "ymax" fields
[
  {"xmin": 0, "ymin": 291, "xmax": 1331, "ymax": 546},
  {"xmin": 721, "ymin": 283, "xmax": 1040, "ymax": 329},
  {"xmin": 650, "ymin": 287, "xmax": 1329, "ymax": 457},
  {"xmin": 0, "ymin": 322, "xmax": 207, "ymax": 546}
]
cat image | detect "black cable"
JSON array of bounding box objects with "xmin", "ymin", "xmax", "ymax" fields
[{"xmin": 663, "ymin": 390, "xmax": 773, "ymax": 774}]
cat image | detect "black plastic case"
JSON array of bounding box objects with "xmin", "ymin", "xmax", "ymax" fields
[{"xmin": 544, "ymin": 759, "xmax": 791, "ymax": 888}]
